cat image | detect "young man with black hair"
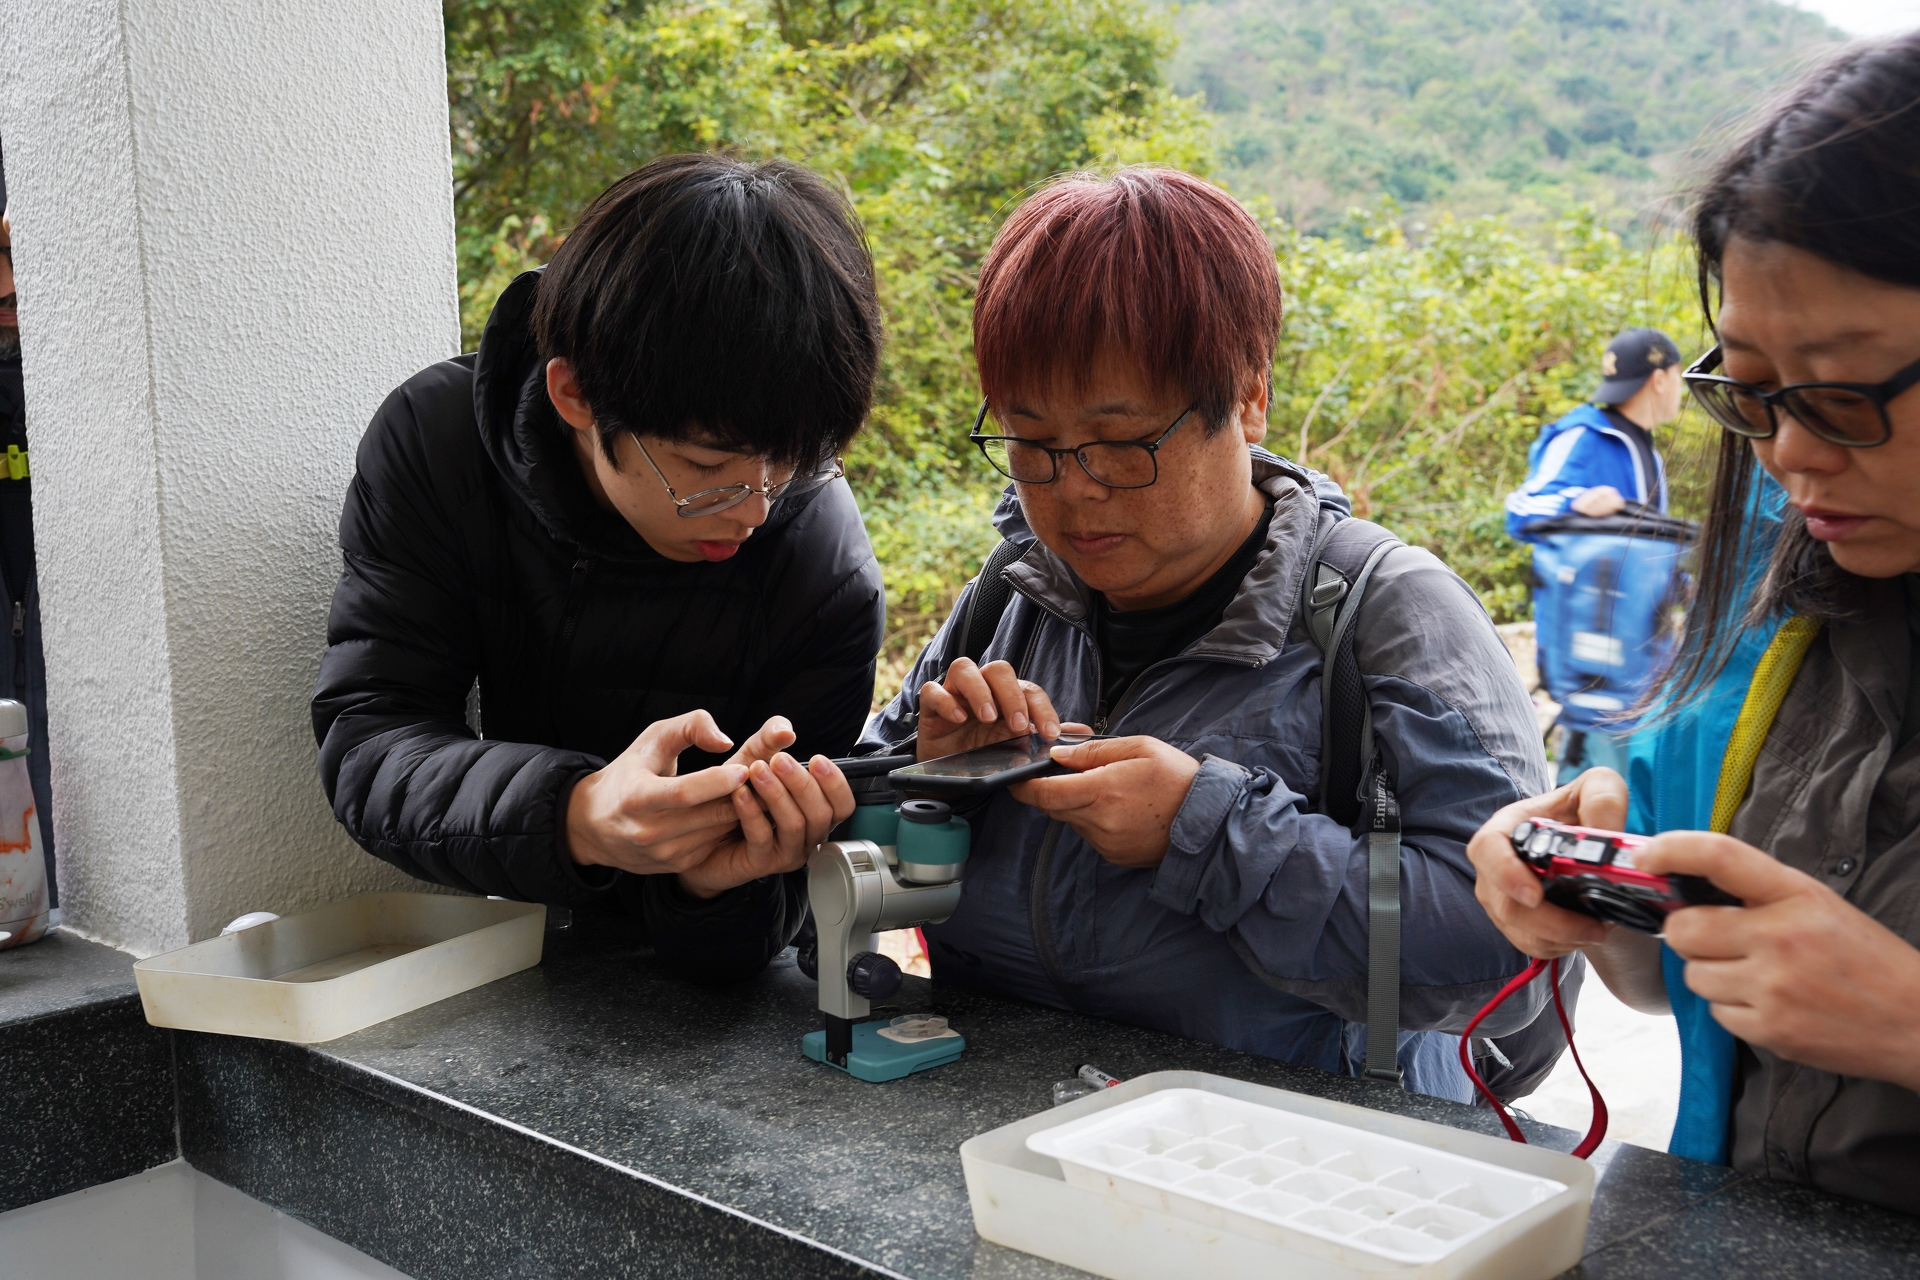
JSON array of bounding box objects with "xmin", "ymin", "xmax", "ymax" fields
[{"xmin": 313, "ymin": 154, "xmax": 885, "ymax": 982}]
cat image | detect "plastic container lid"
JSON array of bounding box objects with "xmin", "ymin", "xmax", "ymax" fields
[{"xmin": 0, "ymin": 699, "xmax": 27, "ymax": 738}]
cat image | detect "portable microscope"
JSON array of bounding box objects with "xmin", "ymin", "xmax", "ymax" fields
[{"xmin": 799, "ymin": 756, "xmax": 970, "ymax": 1082}]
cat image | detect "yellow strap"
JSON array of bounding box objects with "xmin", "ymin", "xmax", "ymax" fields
[
  {"xmin": 1710, "ymin": 614, "xmax": 1821, "ymax": 833},
  {"xmin": 4, "ymin": 445, "xmax": 24, "ymax": 481}
]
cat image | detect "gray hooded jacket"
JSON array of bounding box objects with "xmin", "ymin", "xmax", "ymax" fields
[{"xmin": 861, "ymin": 451, "xmax": 1563, "ymax": 1100}]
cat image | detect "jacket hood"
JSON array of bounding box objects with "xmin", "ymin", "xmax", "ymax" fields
[
  {"xmin": 995, "ymin": 447, "xmax": 1354, "ymax": 666},
  {"xmin": 470, "ymin": 270, "xmax": 817, "ymax": 562}
]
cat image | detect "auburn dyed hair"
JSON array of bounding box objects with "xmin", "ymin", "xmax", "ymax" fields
[{"xmin": 973, "ymin": 168, "xmax": 1282, "ymax": 430}]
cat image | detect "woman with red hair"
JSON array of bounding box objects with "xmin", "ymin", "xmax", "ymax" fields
[{"xmin": 859, "ymin": 169, "xmax": 1558, "ymax": 1100}]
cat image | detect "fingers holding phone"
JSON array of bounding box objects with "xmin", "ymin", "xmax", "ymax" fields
[
  {"xmin": 1010, "ymin": 736, "xmax": 1199, "ymax": 868},
  {"xmin": 917, "ymin": 658, "xmax": 1086, "ymax": 759}
]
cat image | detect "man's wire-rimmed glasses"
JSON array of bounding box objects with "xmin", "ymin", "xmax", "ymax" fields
[
  {"xmin": 1684, "ymin": 343, "xmax": 1920, "ymax": 448},
  {"xmin": 968, "ymin": 400, "xmax": 1197, "ymax": 488},
  {"xmin": 634, "ymin": 437, "xmax": 844, "ymax": 518}
]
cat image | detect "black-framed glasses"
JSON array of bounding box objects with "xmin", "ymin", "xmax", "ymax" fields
[
  {"xmin": 968, "ymin": 400, "xmax": 1196, "ymax": 488},
  {"xmin": 634, "ymin": 438, "xmax": 843, "ymax": 518},
  {"xmin": 1684, "ymin": 344, "xmax": 1920, "ymax": 448}
]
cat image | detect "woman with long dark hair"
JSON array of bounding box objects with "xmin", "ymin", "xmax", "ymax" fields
[{"xmin": 1467, "ymin": 32, "xmax": 1920, "ymax": 1212}]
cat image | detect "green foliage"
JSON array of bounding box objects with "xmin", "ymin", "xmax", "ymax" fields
[
  {"xmin": 446, "ymin": 0, "xmax": 1213, "ymax": 676},
  {"xmin": 1269, "ymin": 203, "xmax": 1717, "ymax": 620},
  {"xmin": 444, "ymin": 0, "xmax": 1789, "ymax": 700},
  {"xmin": 1167, "ymin": 0, "xmax": 1843, "ymax": 233}
]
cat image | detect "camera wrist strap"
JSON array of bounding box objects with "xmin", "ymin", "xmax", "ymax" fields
[{"xmin": 1457, "ymin": 957, "xmax": 1608, "ymax": 1159}]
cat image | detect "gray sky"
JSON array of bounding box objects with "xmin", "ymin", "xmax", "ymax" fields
[{"xmin": 1792, "ymin": 0, "xmax": 1919, "ymax": 35}]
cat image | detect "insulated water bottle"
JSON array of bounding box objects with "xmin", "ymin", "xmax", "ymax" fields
[{"xmin": 0, "ymin": 698, "xmax": 47, "ymax": 948}]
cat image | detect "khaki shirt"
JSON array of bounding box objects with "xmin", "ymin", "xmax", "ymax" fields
[{"xmin": 1725, "ymin": 574, "xmax": 1920, "ymax": 1213}]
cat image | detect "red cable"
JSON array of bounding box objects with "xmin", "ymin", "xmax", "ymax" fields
[{"xmin": 1456, "ymin": 956, "xmax": 1608, "ymax": 1158}]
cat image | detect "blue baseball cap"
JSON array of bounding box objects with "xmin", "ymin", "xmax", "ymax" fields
[{"xmin": 1594, "ymin": 328, "xmax": 1682, "ymax": 405}]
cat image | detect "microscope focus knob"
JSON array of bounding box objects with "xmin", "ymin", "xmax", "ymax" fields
[{"xmin": 847, "ymin": 951, "xmax": 903, "ymax": 1000}]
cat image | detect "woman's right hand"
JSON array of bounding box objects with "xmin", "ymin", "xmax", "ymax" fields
[
  {"xmin": 915, "ymin": 657, "xmax": 1088, "ymax": 761},
  {"xmin": 1466, "ymin": 767, "xmax": 1630, "ymax": 958}
]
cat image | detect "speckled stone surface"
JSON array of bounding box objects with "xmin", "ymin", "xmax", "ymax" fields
[
  {"xmin": 0, "ymin": 925, "xmax": 141, "ymax": 1021},
  {"xmin": 1571, "ymin": 1159, "xmax": 1920, "ymax": 1278},
  {"xmin": 0, "ymin": 930, "xmax": 176, "ymax": 1212},
  {"xmin": 168, "ymin": 919, "xmax": 1920, "ymax": 1279}
]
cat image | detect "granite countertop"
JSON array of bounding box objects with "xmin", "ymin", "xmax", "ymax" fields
[
  {"xmin": 11, "ymin": 920, "xmax": 1919, "ymax": 1277},
  {"xmin": 0, "ymin": 930, "xmax": 176, "ymax": 1213},
  {"xmin": 267, "ymin": 916, "xmax": 1917, "ymax": 1278},
  {"xmin": 0, "ymin": 925, "xmax": 140, "ymax": 1025}
]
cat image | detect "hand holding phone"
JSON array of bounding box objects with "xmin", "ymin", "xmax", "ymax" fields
[
  {"xmin": 888, "ymin": 733, "xmax": 1103, "ymax": 797},
  {"xmin": 915, "ymin": 658, "xmax": 1089, "ymax": 760}
]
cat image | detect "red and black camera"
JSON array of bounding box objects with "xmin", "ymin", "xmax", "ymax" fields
[{"xmin": 1508, "ymin": 817, "xmax": 1741, "ymax": 934}]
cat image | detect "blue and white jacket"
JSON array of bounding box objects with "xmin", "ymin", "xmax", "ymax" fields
[{"xmin": 1504, "ymin": 404, "xmax": 1667, "ymax": 541}]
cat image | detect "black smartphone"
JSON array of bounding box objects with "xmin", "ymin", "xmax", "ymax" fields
[{"xmin": 886, "ymin": 734, "xmax": 1103, "ymax": 797}]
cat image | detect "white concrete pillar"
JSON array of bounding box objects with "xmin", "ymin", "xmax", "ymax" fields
[{"xmin": 0, "ymin": 0, "xmax": 459, "ymax": 952}]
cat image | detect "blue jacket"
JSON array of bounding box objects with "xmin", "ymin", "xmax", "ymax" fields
[
  {"xmin": 1625, "ymin": 477, "xmax": 1790, "ymax": 1165},
  {"xmin": 1505, "ymin": 404, "xmax": 1668, "ymax": 541},
  {"xmin": 861, "ymin": 452, "xmax": 1561, "ymax": 1100},
  {"xmin": 1626, "ymin": 626, "xmax": 1779, "ymax": 1165}
]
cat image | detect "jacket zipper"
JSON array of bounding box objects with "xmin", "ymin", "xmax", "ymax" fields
[{"xmin": 11, "ymin": 599, "xmax": 23, "ymax": 695}]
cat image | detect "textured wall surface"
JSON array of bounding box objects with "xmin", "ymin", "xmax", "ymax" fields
[{"xmin": 0, "ymin": 0, "xmax": 460, "ymax": 952}]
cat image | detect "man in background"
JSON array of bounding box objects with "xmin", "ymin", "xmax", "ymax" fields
[
  {"xmin": 1505, "ymin": 327, "xmax": 1687, "ymax": 781},
  {"xmin": 0, "ymin": 142, "xmax": 56, "ymax": 893}
]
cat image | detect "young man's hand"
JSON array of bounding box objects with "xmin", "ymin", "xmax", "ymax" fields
[
  {"xmin": 565, "ymin": 713, "xmax": 851, "ymax": 897},
  {"xmin": 675, "ymin": 751, "xmax": 854, "ymax": 899},
  {"xmin": 1639, "ymin": 832, "xmax": 1920, "ymax": 1092},
  {"xmin": 915, "ymin": 657, "xmax": 1088, "ymax": 760},
  {"xmin": 1009, "ymin": 736, "xmax": 1199, "ymax": 867},
  {"xmin": 564, "ymin": 709, "xmax": 755, "ymax": 876}
]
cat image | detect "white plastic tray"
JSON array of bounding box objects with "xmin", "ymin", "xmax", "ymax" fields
[
  {"xmin": 963, "ymin": 1071, "xmax": 1593, "ymax": 1280},
  {"xmin": 134, "ymin": 892, "xmax": 544, "ymax": 1043}
]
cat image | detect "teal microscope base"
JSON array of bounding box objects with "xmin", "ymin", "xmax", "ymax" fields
[{"xmin": 801, "ymin": 1021, "xmax": 966, "ymax": 1082}]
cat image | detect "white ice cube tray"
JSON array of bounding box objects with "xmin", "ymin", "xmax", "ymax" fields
[{"xmin": 1026, "ymin": 1088, "xmax": 1566, "ymax": 1267}]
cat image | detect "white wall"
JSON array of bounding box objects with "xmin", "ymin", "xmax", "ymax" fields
[{"xmin": 0, "ymin": 0, "xmax": 460, "ymax": 951}]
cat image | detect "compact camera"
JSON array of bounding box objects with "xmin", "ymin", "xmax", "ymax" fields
[{"xmin": 1508, "ymin": 817, "xmax": 1741, "ymax": 934}]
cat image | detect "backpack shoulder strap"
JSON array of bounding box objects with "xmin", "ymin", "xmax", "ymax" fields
[
  {"xmin": 1300, "ymin": 515, "xmax": 1407, "ymax": 1086},
  {"xmin": 1302, "ymin": 517, "xmax": 1402, "ymax": 823},
  {"xmin": 958, "ymin": 536, "xmax": 1032, "ymax": 668}
]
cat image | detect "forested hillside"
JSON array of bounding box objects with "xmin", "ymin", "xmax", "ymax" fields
[
  {"xmin": 444, "ymin": 0, "xmax": 1836, "ymax": 683},
  {"xmin": 1168, "ymin": 0, "xmax": 1844, "ymax": 231}
]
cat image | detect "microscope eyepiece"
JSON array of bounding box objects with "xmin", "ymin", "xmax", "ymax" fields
[{"xmin": 899, "ymin": 799, "xmax": 952, "ymax": 825}]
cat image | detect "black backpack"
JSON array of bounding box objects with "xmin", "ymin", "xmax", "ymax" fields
[{"xmin": 955, "ymin": 514, "xmax": 1411, "ymax": 1084}]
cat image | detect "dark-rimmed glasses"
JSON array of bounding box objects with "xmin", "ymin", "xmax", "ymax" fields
[
  {"xmin": 968, "ymin": 400, "xmax": 1196, "ymax": 488},
  {"xmin": 634, "ymin": 438, "xmax": 843, "ymax": 518},
  {"xmin": 1684, "ymin": 344, "xmax": 1920, "ymax": 448}
]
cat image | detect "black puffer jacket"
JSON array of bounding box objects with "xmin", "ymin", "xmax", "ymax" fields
[{"xmin": 312, "ymin": 271, "xmax": 885, "ymax": 980}]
